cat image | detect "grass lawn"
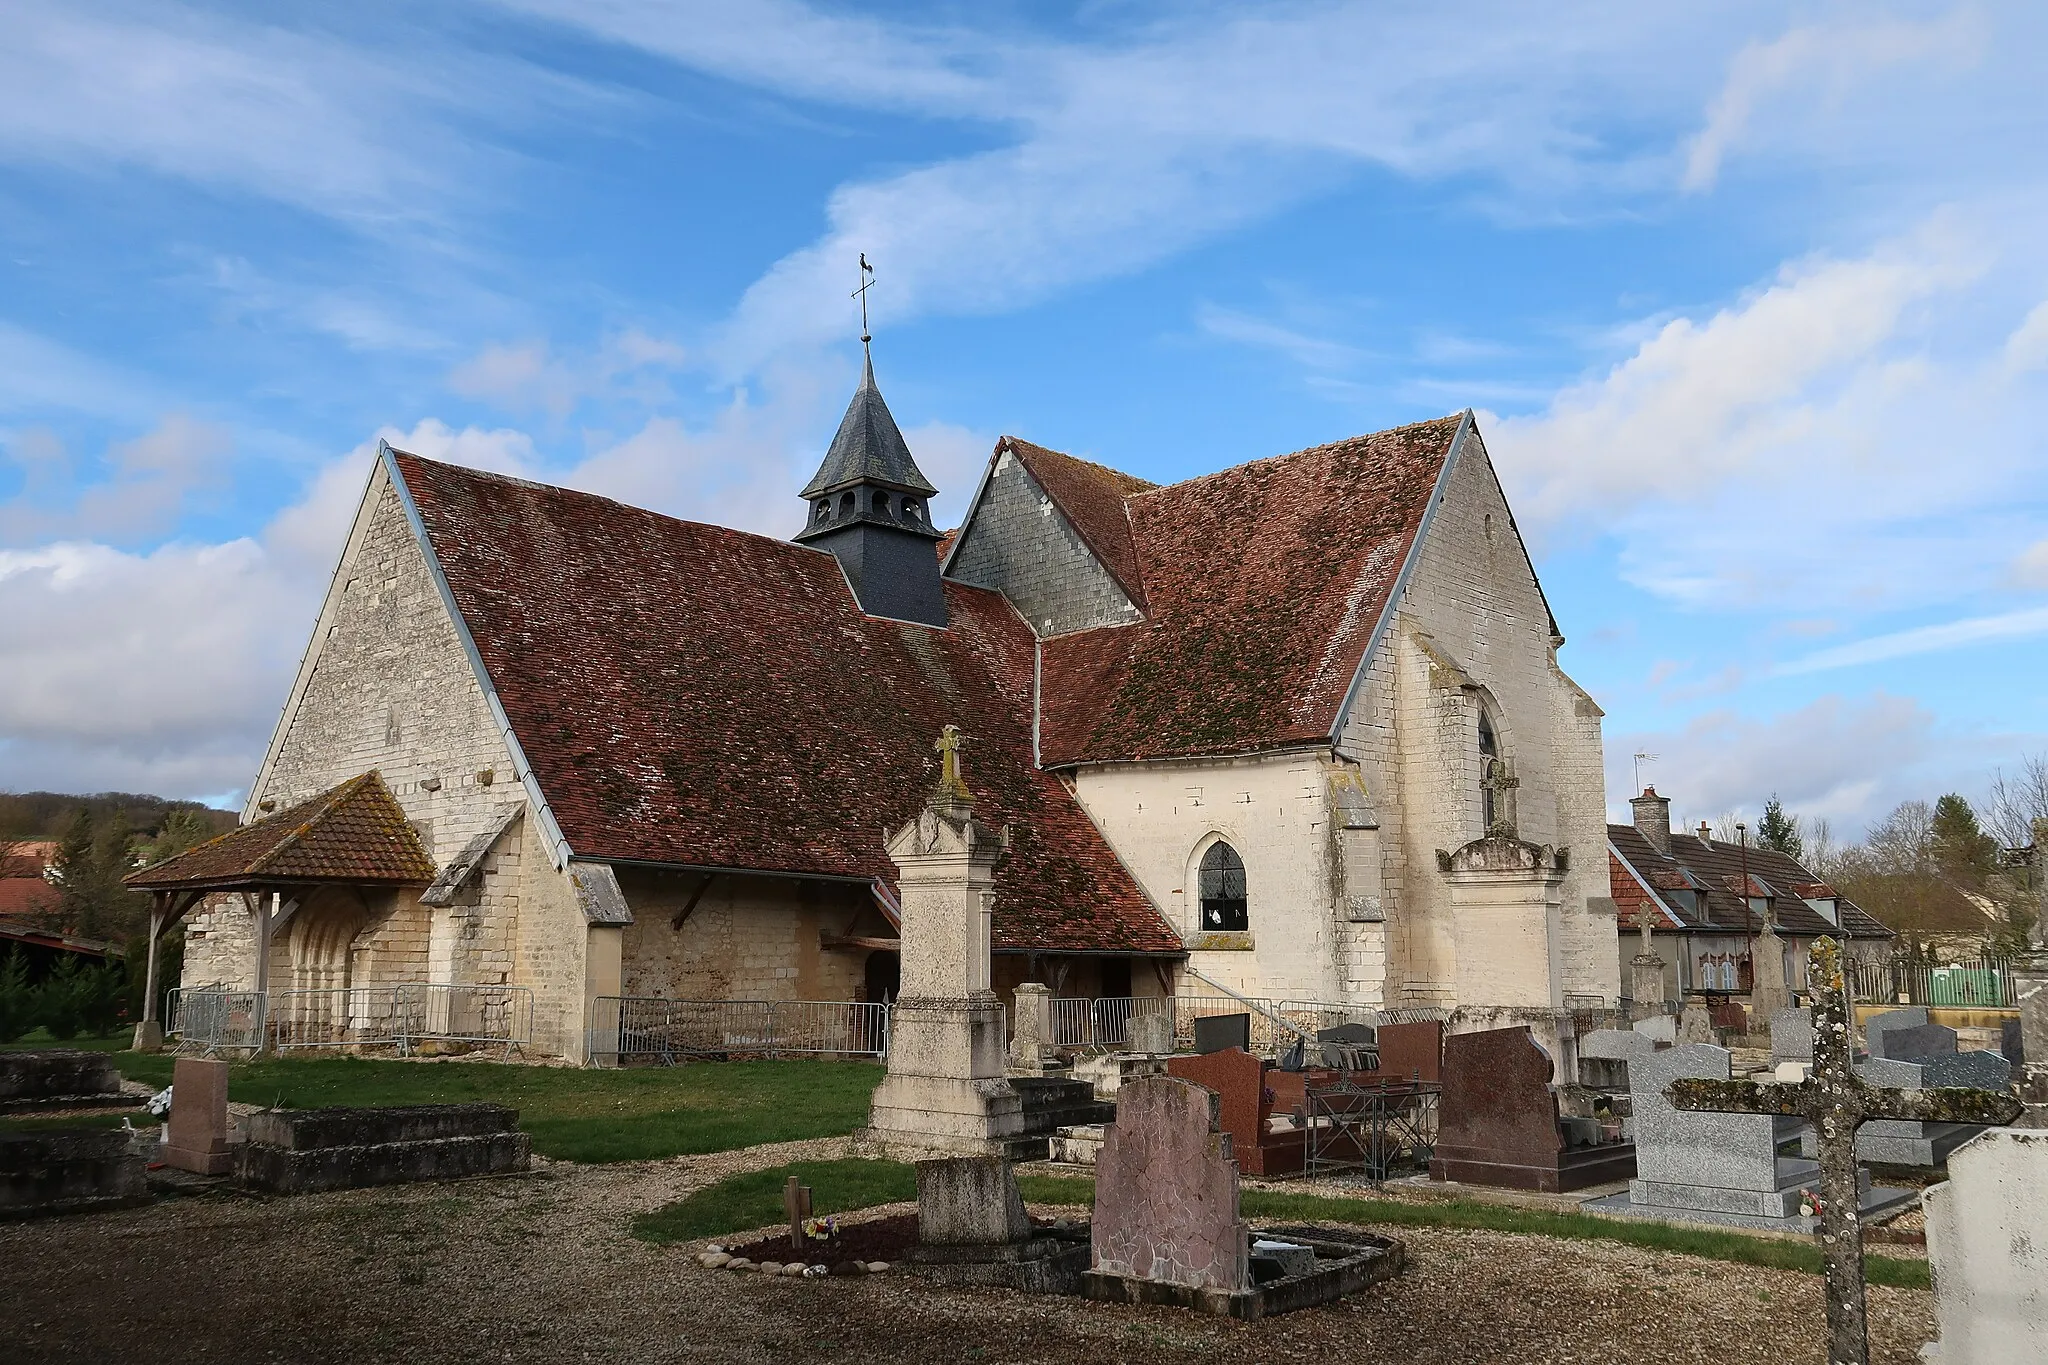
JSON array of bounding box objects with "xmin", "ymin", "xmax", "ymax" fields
[
  {"xmin": 0, "ymin": 1029, "xmax": 131, "ymax": 1053},
  {"xmin": 104, "ymin": 1054, "xmax": 882, "ymax": 1163},
  {"xmin": 636, "ymin": 1162, "xmax": 1931, "ymax": 1291}
]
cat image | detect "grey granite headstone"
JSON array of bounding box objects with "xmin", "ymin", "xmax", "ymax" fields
[
  {"xmin": 1191, "ymin": 1013, "xmax": 1250, "ymax": 1056},
  {"xmin": 2001, "ymin": 1018, "xmax": 2024, "ymax": 1065},
  {"xmin": 1919, "ymin": 1050, "xmax": 2012, "ymax": 1091},
  {"xmin": 1797, "ymin": 1056, "xmax": 1994, "ymax": 1167},
  {"xmin": 1626, "ymin": 1043, "xmax": 1830, "ymax": 1217},
  {"xmin": 1770, "ymin": 1008, "xmax": 1813, "ymax": 1065},
  {"xmin": 1877, "ymin": 1023, "xmax": 1958, "ymax": 1062},
  {"xmin": 1126, "ymin": 1010, "xmax": 1172, "ymax": 1057},
  {"xmin": 1866, "ymin": 1007, "xmax": 1930, "ymax": 1059}
]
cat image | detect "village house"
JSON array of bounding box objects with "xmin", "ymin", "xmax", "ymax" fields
[
  {"xmin": 134, "ymin": 354, "xmax": 1621, "ymax": 1060},
  {"xmin": 1609, "ymin": 786, "xmax": 1892, "ymax": 1003}
]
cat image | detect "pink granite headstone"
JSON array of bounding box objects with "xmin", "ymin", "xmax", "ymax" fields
[
  {"xmin": 162, "ymin": 1057, "xmax": 232, "ymax": 1175},
  {"xmin": 1090, "ymin": 1074, "xmax": 1250, "ymax": 1292}
]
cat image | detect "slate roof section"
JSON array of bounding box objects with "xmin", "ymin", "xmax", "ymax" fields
[
  {"xmin": 1607, "ymin": 824, "xmax": 1892, "ymax": 940},
  {"xmin": 1035, "ymin": 415, "xmax": 1465, "ymax": 766},
  {"xmin": 390, "ymin": 451, "xmax": 1180, "ymax": 955},
  {"xmin": 798, "ymin": 353, "xmax": 938, "ymax": 498},
  {"xmin": 997, "ymin": 437, "xmax": 1156, "ymax": 612},
  {"xmin": 127, "ymin": 773, "xmax": 436, "ymax": 890}
]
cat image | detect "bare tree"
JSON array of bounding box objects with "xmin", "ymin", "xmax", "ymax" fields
[
  {"xmin": 1804, "ymin": 816, "xmax": 1844, "ymax": 881},
  {"xmin": 1985, "ymin": 754, "xmax": 2048, "ymax": 850}
]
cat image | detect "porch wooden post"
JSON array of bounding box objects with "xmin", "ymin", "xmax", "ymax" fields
[
  {"xmin": 131, "ymin": 892, "xmax": 169, "ymax": 1051},
  {"xmin": 254, "ymin": 889, "xmax": 278, "ymax": 1053}
]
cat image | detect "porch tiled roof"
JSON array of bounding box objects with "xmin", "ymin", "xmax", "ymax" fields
[{"xmin": 126, "ymin": 772, "xmax": 435, "ymax": 890}]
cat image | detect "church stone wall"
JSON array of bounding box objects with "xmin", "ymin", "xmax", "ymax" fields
[
  {"xmin": 1069, "ymin": 750, "xmax": 1344, "ymax": 1001},
  {"xmin": 616, "ymin": 871, "xmax": 868, "ymax": 1002},
  {"xmin": 1335, "ymin": 425, "xmax": 1617, "ymax": 1009},
  {"xmin": 945, "ymin": 449, "xmax": 1141, "ymax": 637}
]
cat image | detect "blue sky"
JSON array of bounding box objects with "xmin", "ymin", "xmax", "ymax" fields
[{"xmin": 3, "ymin": 2, "xmax": 2047, "ymax": 841}]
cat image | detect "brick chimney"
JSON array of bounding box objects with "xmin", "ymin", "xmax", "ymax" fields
[{"xmin": 1630, "ymin": 787, "xmax": 1673, "ymax": 856}]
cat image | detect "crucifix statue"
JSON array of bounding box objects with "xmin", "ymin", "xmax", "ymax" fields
[
  {"xmin": 1668, "ymin": 937, "xmax": 2021, "ymax": 1365},
  {"xmin": 1481, "ymin": 756, "xmax": 1519, "ymax": 838},
  {"xmin": 933, "ymin": 724, "xmax": 973, "ymax": 806}
]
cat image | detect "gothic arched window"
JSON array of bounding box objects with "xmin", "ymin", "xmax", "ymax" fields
[
  {"xmin": 1199, "ymin": 842, "xmax": 1248, "ymax": 932},
  {"xmin": 1478, "ymin": 708, "xmax": 1501, "ymax": 830}
]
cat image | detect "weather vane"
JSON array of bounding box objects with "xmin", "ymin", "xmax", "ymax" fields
[{"xmin": 852, "ymin": 252, "xmax": 876, "ymax": 350}]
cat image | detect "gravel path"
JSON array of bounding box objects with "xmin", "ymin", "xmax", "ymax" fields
[{"xmin": 0, "ymin": 1141, "xmax": 1935, "ymax": 1365}]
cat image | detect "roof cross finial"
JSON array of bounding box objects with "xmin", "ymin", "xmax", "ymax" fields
[{"xmin": 853, "ymin": 252, "xmax": 876, "ymax": 353}]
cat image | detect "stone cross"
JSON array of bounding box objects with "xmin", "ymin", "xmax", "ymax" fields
[
  {"xmin": 1636, "ymin": 903, "xmax": 1656, "ymax": 955},
  {"xmin": 934, "ymin": 724, "xmax": 972, "ymax": 805},
  {"xmin": 1481, "ymin": 757, "xmax": 1520, "ymax": 838},
  {"xmin": 1668, "ymin": 938, "xmax": 2021, "ymax": 1365}
]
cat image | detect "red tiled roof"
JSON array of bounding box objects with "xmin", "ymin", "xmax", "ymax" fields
[
  {"xmin": 0, "ymin": 876, "xmax": 59, "ymax": 923},
  {"xmin": 1607, "ymin": 824, "xmax": 1891, "ymax": 939},
  {"xmin": 1036, "ymin": 416, "xmax": 1464, "ymax": 765},
  {"xmin": 127, "ymin": 773, "xmax": 436, "ymax": 890},
  {"xmin": 391, "ymin": 452, "xmax": 1181, "ymax": 955},
  {"xmin": 1000, "ymin": 438, "xmax": 1155, "ymax": 612},
  {"xmin": 1607, "ymin": 852, "xmax": 1681, "ymax": 930}
]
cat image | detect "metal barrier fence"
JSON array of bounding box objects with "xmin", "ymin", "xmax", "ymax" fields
[
  {"xmin": 166, "ymin": 983, "xmax": 533, "ymax": 1055},
  {"xmin": 1846, "ymin": 957, "xmax": 2018, "ymax": 1009},
  {"xmin": 1046, "ymin": 996, "xmax": 1453, "ymax": 1053},
  {"xmin": 587, "ymin": 997, "xmax": 890, "ymax": 1066}
]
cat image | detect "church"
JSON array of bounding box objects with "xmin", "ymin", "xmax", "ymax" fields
[{"xmin": 139, "ymin": 351, "xmax": 1621, "ymax": 1061}]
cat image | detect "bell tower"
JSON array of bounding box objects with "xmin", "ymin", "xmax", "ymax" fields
[{"xmin": 794, "ymin": 263, "xmax": 947, "ymax": 626}]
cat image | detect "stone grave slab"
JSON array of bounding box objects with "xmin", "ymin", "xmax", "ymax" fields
[
  {"xmin": 1919, "ymin": 1050, "xmax": 2013, "ymax": 1091},
  {"xmin": 162, "ymin": 1057, "xmax": 232, "ymax": 1176},
  {"xmin": 1375, "ymin": 1020, "xmax": 1443, "ymax": 1083},
  {"xmin": 1632, "ymin": 1014, "xmax": 1677, "ymax": 1044},
  {"xmin": 916, "ymin": 1156, "xmax": 1030, "ymax": 1246},
  {"xmin": 1770, "ymin": 1008, "xmax": 1813, "ymax": 1065},
  {"xmin": 1798, "ymin": 1056, "xmax": 2003, "ymax": 1167},
  {"xmin": 1428, "ymin": 1026, "xmax": 1633, "ymax": 1192},
  {"xmin": 1679, "ymin": 1001, "xmax": 1715, "ymax": 1044},
  {"xmin": 0, "ymin": 1050, "xmax": 133, "ymax": 1117},
  {"xmin": 1126, "ymin": 1010, "xmax": 1172, "ymax": 1056},
  {"xmin": 2000, "ymin": 1018, "xmax": 2024, "ymax": 1065},
  {"xmin": 1, "ymin": 1130, "xmax": 148, "ymax": 1219},
  {"xmin": 237, "ymin": 1103, "xmax": 530, "ymax": 1193},
  {"xmin": 1876, "ymin": 1023, "xmax": 1957, "ymax": 1062},
  {"xmin": 1089, "ymin": 1075, "xmax": 1250, "ymax": 1293},
  {"xmin": 1923, "ymin": 1127, "xmax": 2048, "ymax": 1364}
]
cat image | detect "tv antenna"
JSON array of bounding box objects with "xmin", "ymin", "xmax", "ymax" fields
[{"xmin": 1632, "ymin": 751, "xmax": 1658, "ymax": 791}]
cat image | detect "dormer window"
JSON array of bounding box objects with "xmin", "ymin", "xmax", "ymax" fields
[{"xmin": 1199, "ymin": 842, "xmax": 1248, "ymax": 931}]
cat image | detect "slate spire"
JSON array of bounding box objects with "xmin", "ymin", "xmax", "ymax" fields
[{"xmin": 794, "ymin": 352, "xmax": 947, "ymax": 627}]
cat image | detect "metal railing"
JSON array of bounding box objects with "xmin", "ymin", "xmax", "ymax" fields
[
  {"xmin": 1045, "ymin": 995, "xmax": 1452, "ymax": 1054},
  {"xmin": 166, "ymin": 983, "xmax": 533, "ymax": 1055},
  {"xmin": 1845, "ymin": 957, "xmax": 2019, "ymax": 1009},
  {"xmin": 587, "ymin": 997, "xmax": 890, "ymax": 1066}
]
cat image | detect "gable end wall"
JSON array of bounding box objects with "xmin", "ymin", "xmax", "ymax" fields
[{"xmin": 946, "ymin": 450, "xmax": 1141, "ymax": 636}]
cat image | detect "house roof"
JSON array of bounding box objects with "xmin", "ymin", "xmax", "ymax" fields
[
  {"xmin": 1607, "ymin": 824, "xmax": 1892, "ymax": 939},
  {"xmin": 798, "ymin": 353, "xmax": 938, "ymax": 499},
  {"xmin": 1034, "ymin": 415, "xmax": 1465, "ymax": 766},
  {"xmin": 0, "ymin": 876, "xmax": 59, "ymax": 923},
  {"xmin": 127, "ymin": 772, "xmax": 436, "ymax": 891},
  {"xmin": 390, "ymin": 451, "xmax": 1181, "ymax": 956}
]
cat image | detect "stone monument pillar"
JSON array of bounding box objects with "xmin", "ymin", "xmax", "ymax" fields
[
  {"xmin": 1628, "ymin": 906, "xmax": 1666, "ymax": 1019},
  {"xmin": 1008, "ymin": 982, "xmax": 1054, "ymax": 1076},
  {"xmin": 865, "ymin": 728, "xmax": 1031, "ymax": 1155},
  {"xmin": 2012, "ymin": 954, "xmax": 2048, "ymax": 1122},
  {"xmin": 1749, "ymin": 920, "xmax": 1790, "ymax": 1030}
]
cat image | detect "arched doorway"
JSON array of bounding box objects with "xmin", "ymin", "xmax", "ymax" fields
[{"xmin": 863, "ymin": 949, "xmax": 900, "ymax": 1005}]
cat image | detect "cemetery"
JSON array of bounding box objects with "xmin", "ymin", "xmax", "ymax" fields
[{"xmin": 1, "ymin": 769, "xmax": 2044, "ymax": 1362}]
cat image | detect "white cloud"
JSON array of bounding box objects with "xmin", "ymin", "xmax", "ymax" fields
[
  {"xmin": 0, "ymin": 321, "xmax": 164, "ymax": 421},
  {"xmin": 1608, "ymin": 693, "xmax": 1940, "ymax": 831},
  {"xmin": 2008, "ymin": 299, "xmax": 2048, "ymax": 373},
  {"xmin": 447, "ymin": 332, "xmax": 691, "ymax": 418},
  {"xmin": 1, "ymin": 414, "xmax": 232, "ymax": 545},
  {"xmin": 1778, "ymin": 606, "xmax": 2048, "ymax": 676}
]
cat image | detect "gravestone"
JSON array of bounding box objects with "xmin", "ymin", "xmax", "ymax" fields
[
  {"xmin": 1751, "ymin": 922, "xmax": 1791, "ymax": 1026},
  {"xmin": 1089, "ymin": 1075, "xmax": 1250, "ymax": 1293},
  {"xmin": 1771, "ymin": 1008, "xmax": 1813, "ymax": 1066},
  {"xmin": 1628, "ymin": 905, "xmax": 1667, "ymax": 1014},
  {"xmin": 1794, "ymin": 1057, "xmax": 1990, "ymax": 1167},
  {"xmin": 237, "ymin": 1103, "xmax": 529, "ymax": 1193},
  {"xmin": 1633, "ymin": 1014, "xmax": 1677, "ymax": 1044},
  {"xmin": 1621, "ymin": 1042, "xmax": 1821, "ymax": 1217},
  {"xmin": 1167, "ymin": 1048, "xmax": 1303, "ymax": 1176},
  {"xmin": 1007, "ymin": 983, "xmax": 1054, "ymax": 1076},
  {"xmin": 1865, "ymin": 1006, "xmax": 1930, "ymax": 1059},
  {"xmin": 1428, "ymin": 1026, "xmax": 1633, "ymax": 1192},
  {"xmin": 1679, "ymin": 1000, "xmax": 1715, "ymax": 1045},
  {"xmin": 162, "ymin": 1057, "xmax": 233, "ymax": 1176},
  {"xmin": 915, "ymin": 1156, "xmax": 1030, "ymax": 1245},
  {"xmin": 1875, "ymin": 1023, "xmax": 1957, "ymax": 1062},
  {"xmin": 1375, "ymin": 1020, "xmax": 1443, "ymax": 1083},
  {"xmin": 2000, "ymin": 1018, "xmax": 2024, "ymax": 1065},
  {"xmin": 1192, "ymin": 1014, "xmax": 1250, "ymax": 1055},
  {"xmin": 1126, "ymin": 1009, "xmax": 1172, "ymax": 1057},
  {"xmin": 0, "ymin": 1130, "xmax": 148, "ymax": 1217},
  {"xmin": 1923, "ymin": 1128, "xmax": 2048, "ymax": 1363},
  {"xmin": 1919, "ymin": 1051, "xmax": 2014, "ymax": 1090},
  {"xmin": 1315, "ymin": 1023, "xmax": 1378, "ymax": 1071}
]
